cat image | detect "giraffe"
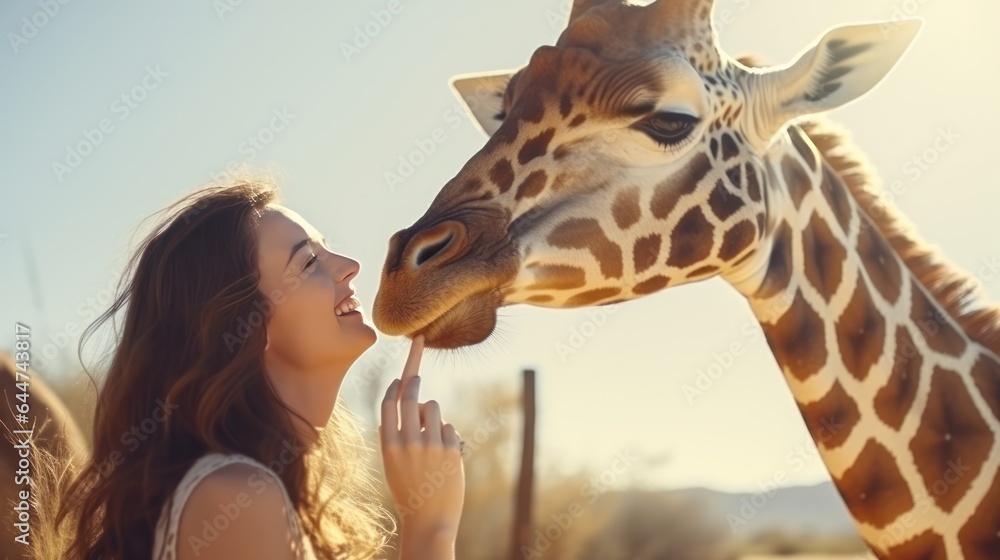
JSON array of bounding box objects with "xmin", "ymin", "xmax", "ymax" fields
[{"xmin": 370, "ymin": 0, "xmax": 1000, "ymax": 557}]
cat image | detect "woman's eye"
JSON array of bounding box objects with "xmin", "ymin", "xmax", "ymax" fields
[{"xmin": 634, "ymin": 112, "xmax": 699, "ymax": 147}]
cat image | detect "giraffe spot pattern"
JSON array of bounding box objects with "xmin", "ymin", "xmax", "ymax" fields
[
  {"xmin": 720, "ymin": 133, "xmax": 739, "ymax": 160},
  {"xmin": 708, "ymin": 179, "xmax": 745, "ymax": 220},
  {"xmin": 798, "ymin": 380, "xmax": 860, "ymax": 449},
  {"xmin": 958, "ymin": 467, "xmax": 1000, "ymax": 559},
  {"xmin": 856, "ymin": 219, "xmax": 902, "ymax": 304},
  {"xmin": 761, "ymin": 289, "xmax": 828, "ymax": 381},
  {"xmin": 612, "ymin": 187, "xmax": 641, "ymax": 229},
  {"xmin": 835, "ymin": 276, "xmax": 886, "ymax": 381},
  {"xmin": 687, "ymin": 264, "xmax": 718, "ymax": 277},
  {"xmin": 725, "ymin": 165, "xmax": 742, "ymax": 189},
  {"xmin": 884, "ymin": 530, "xmax": 948, "ymax": 560},
  {"xmin": 971, "ymin": 353, "xmax": 1000, "ymax": 420},
  {"xmin": 718, "ymin": 219, "xmax": 755, "ymax": 262},
  {"xmin": 666, "ymin": 207, "xmax": 715, "ymax": 269},
  {"xmin": 820, "ymin": 165, "xmax": 853, "ymax": 234},
  {"xmin": 633, "ymin": 234, "xmax": 662, "ymax": 274},
  {"xmin": 565, "ymin": 287, "xmax": 621, "ymax": 306},
  {"xmin": 553, "ymin": 144, "xmax": 572, "ymax": 161},
  {"xmin": 525, "ymin": 294, "xmax": 554, "ymax": 304},
  {"xmin": 526, "ymin": 263, "xmax": 586, "ymax": 291},
  {"xmin": 518, "ymin": 128, "xmax": 556, "ymax": 165},
  {"xmin": 649, "ymin": 152, "xmax": 712, "ymax": 219},
  {"xmin": 515, "ymin": 170, "xmax": 548, "ymax": 201},
  {"xmin": 489, "ymin": 159, "xmax": 515, "ymax": 194},
  {"xmin": 910, "ymin": 280, "xmax": 968, "ymax": 358},
  {"xmin": 569, "ymin": 114, "xmax": 586, "ymax": 128},
  {"xmin": 874, "ymin": 327, "xmax": 923, "ymax": 430},
  {"xmin": 745, "ymin": 162, "xmax": 762, "ymax": 202},
  {"xmin": 755, "ymin": 221, "xmax": 792, "ymax": 299},
  {"xmin": 548, "ymin": 218, "xmax": 624, "ymax": 279},
  {"xmin": 834, "ymin": 438, "xmax": 915, "ymax": 529},
  {"xmin": 632, "ymin": 275, "xmax": 670, "ymax": 295},
  {"xmin": 909, "ymin": 366, "xmax": 994, "ymax": 513},
  {"xmin": 802, "ymin": 211, "xmax": 847, "ymax": 303},
  {"xmin": 559, "ymin": 92, "xmax": 573, "ymax": 118},
  {"xmin": 781, "ymin": 154, "xmax": 812, "ymax": 209}
]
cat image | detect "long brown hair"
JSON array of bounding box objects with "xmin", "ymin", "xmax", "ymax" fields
[{"xmin": 33, "ymin": 176, "xmax": 393, "ymax": 559}]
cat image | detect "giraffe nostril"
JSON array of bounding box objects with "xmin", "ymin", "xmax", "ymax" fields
[{"xmin": 415, "ymin": 233, "xmax": 453, "ymax": 267}]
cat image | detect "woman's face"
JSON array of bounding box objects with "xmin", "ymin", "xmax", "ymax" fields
[{"xmin": 255, "ymin": 204, "xmax": 377, "ymax": 369}]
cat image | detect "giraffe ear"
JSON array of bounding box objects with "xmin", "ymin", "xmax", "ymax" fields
[
  {"xmin": 449, "ymin": 70, "xmax": 517, "ymax": 137},
  {"xmin": 749, "ymin": 18, "xmax": 923, "ymax": 143}
]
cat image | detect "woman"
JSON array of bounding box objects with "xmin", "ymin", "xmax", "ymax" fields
[{"xmin": 34, "ymin": 176, "xmax": 464, "ymax": 559}]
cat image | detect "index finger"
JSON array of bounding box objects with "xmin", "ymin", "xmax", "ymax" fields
[{"xmin": 401, "ymin": 334, "xmax": 425, "ymax": 381}]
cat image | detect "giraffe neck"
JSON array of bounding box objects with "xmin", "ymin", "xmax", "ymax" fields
[{"xmin": 720, "ymin": 124, "xmax": 1000, "ymax": 559}]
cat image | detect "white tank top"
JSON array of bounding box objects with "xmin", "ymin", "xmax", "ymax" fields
[{"xmin": 151, "ymin": 452, "xmax": 317, "ymax": 560}]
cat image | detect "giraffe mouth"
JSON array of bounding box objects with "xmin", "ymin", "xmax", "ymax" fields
[{"xmin": 409, "ymin": 288, "xmax": 505, "ymax": 349}]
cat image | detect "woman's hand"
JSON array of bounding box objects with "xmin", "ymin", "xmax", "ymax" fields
[{"xmin": 379, "ymin": 335, "xmax": 465, "ymax": 555}]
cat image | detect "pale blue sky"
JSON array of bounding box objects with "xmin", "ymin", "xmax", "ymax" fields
[{"xmin": 2, "ymin": 0, "xmax": 999, "ymax": 493}]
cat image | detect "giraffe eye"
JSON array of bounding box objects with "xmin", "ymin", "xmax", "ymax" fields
[{"xmin": 635, "ymin": 112, "xmax": 700, "ymax": 146}]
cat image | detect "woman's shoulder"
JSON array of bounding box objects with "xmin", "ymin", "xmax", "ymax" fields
[{"xmin": 154, "ymin": 452, "xmax": 307, "ymax": 560}]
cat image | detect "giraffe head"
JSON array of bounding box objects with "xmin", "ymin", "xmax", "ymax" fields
[{"xmin": 372, "ymin": 0, "xmax": 920, "ymax": 348}]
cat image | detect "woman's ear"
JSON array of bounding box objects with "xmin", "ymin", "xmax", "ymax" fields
[{"xmin": 741, "ymin": 19, "xmax": 922, "ymax": 146}]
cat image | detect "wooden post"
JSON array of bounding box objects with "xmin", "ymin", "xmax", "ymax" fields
[{"xmin": 511, "ymin": 368, "xmax": 536, "ymax": 560}]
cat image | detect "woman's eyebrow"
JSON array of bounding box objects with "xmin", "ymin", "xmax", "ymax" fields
[{"xmin": 286, "ymin": 238, "xmax": 311, "ymax": 265}]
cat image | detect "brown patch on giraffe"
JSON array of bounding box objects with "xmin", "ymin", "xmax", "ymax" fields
[
  {"xmin": 755, "ymin": 221, "xmax": 793, "ymax": 299},
  {"xmin": 971, "ymin": 353, "xmax": 1000, "ymax": 420},
  {"xmin": 526, "ymin": 264, "xmax": 586, "ymax": 291},
  {"xmin": 874, "ymin": 327, "xmax": 923, "ymax": 430},
  {"xmin": 611, "ymin": 187, "xmax": 641, "ymax": 229},
  {"xmin": 489, "ymin": 159, "xmax": 515, "ymax": 194},
  {"xmin": 518, "ymin": 128, "xmax": 556, "ymax": 165},
  {"xmin": 856, "ymin": 219, "xmax": 902, "ymax": 304},
  {"xmin": 515, "ymin": 170, "xmax": 548, "ymax": 201},
  {"xmin": 708, "ymin": 179, "xmax": 744, "ymax": 220},
  {"xmin": 884, "ymin": 530, "xmax": 948, "ymax": 560},
  {"xmin": 910, "ymin": 281, "xmax": 968, "ymax": 358},
  {"xmin": 732, "ymin": 250, "xmax": 756, "ymax": 267},
  {"xmin": 788, "ymin": 125, "xmax": 818, "ymax": 170},
  {"xmin": 798, "ymin": 381, "xmax": 860, "ymax": 449},
  {"xmin": 633, "ymin": 275, "xmax": 670, "ymax": 295},
  {"xmin": 958, "ymin": 467, "xmax": 1000, "ymax": 559},
  {"xmin": 802, "ymin": 211, "xmax": 847, "ymax": 303},
  {"xmin": 745, "ymin": 163, "xmax": 762, "ymax": 202},
  {"xmin": 835, "ymin": 277, "xmax": 886, "ymax": 381},
  {"xmin": 666, "ymin": 207, "xmax": 715, "ymax": 269},
  {"xmin": 649, "ymin": 152, "xmax": 712, "ymax": 219},
  {"xmin": 633, "ymin": 234, "xmax": 661, "ymax": 274},
  {"xmin": 761, "ymin": 289, "xmax": 828, "ymax": 381},
  {"xmin": 559, "ymin": 92, "xmax": 573, "ymax": 119},
  {"xmin": 687, "ymin": 264, "xmax": 718, "ymax": 277},
  {"xmin": 553, "ymin": 144, "xmax": 572, "ymax": 161},
  {"xmin": 910, "ymin": 366, "xmax": 994, "ymax": 513},
  {"xmin": 548, "ymin": 218, "xmax": 624, "ymax": 279},
  {"xmin": 781, "ymin": 154, "xmax": 812, "ymax": 209},
  {"xmin": 718, "ymin": 219, "xmax": 755, "ymax": 262},
  {"xmin": 834, "ymin": 438, "xmax": 915, "ymax": 529},
  {"xmin": 725, "ymin": 165, "xmax": 742, "ymax": 189},
  {"xmin": 819, "ymin": 165, "xmax": 853, "ymax": 234},
  {"xmin": 719, "ymin": 133, "xmax": 738, "ymax": 160},
  {"xmin": 569, "ymin": 114, "xmax": 586, "ymax": 128},
  {"xmin": 525, "ymin": 294, "xmax": 554, "ymax": 304},
  {"xmin": 799, "ymin": 118, "xmax": 1000, "ymax": 362},
  {"xmin": 565, "ymin": 287, "xmax": 621, "ymax": 306}
]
